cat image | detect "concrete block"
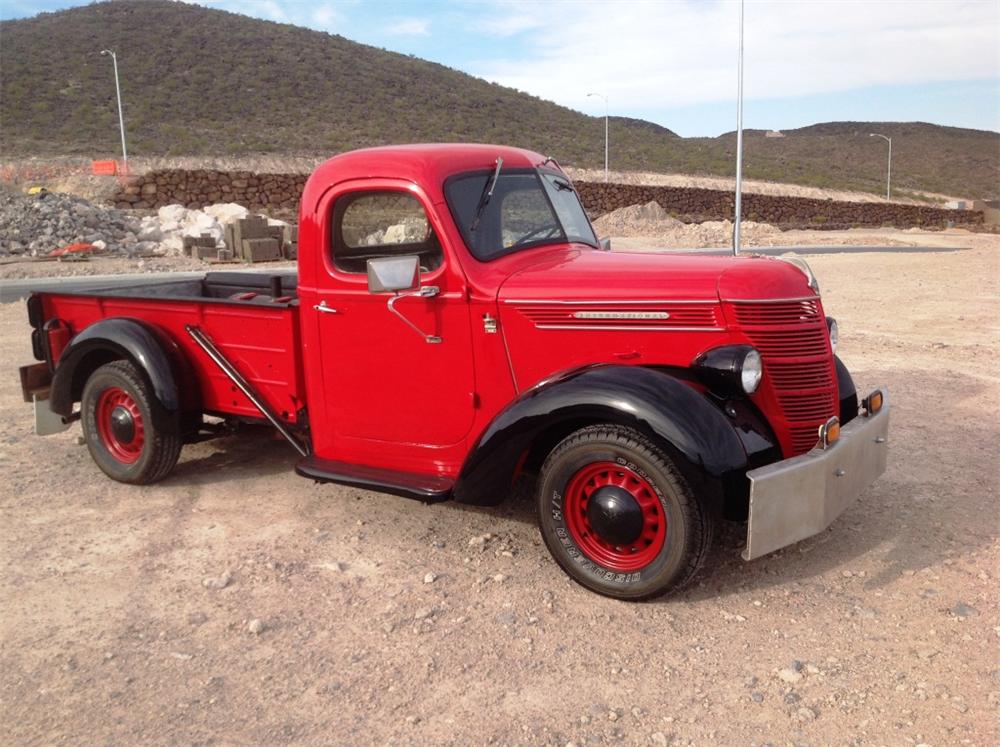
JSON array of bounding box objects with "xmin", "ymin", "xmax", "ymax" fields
[
  {"xmin": 227, "ymin": 216, "xmax": 271, "ymax": 259},
  {"xmin": 193, "ymin": 244, "xmax": 220, "ymax": 260},
  {"xmin": 241, "ymin": 237, "xmax": 282, "ymax": 263}
]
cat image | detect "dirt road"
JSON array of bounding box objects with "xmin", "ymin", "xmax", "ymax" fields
[{"xmin": 1, "ymin": 244, "xmax": 998, "ymax": 745}]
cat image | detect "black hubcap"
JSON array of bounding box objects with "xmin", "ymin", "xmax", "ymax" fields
[
  {"xmin": 586, "ymin": 485, "xmax": 644, "ymax": 546},
  {"xmin": 110, "ymin": 405, "xmax": 135, "ymax": 443}
]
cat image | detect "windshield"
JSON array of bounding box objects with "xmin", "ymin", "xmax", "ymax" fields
[{"xmin": 444, "ymin": 168, "xmax": 599, "ymax": 261}]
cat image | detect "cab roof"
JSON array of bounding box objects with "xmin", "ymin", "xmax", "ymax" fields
[{"xmin": 304, "ymin": 143, "xmax": 551, "ymax": 204}]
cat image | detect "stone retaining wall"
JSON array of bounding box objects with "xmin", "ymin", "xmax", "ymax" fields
[
  {"xmin": 575, "ymin": 183, "xmax": 984, "ymax": 229},
  {"xmin": 114, "ymin": 170, "xmax": 985, "ymax": 230},
  {"xmin": 114, "ymin": 170, "xmax": 307, "ymax": 212}
]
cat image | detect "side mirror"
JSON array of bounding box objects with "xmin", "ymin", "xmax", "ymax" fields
[
  {"xmin": 599, "ymin": 237, "xmax": 612, "ymax": 251},
  {"xmin": 366, "ymin": 254, "xmax": 442, "ymax": 344},
  {"xmin": 367, "ymin": 255, "xmax": 420, "ymax": 293}
]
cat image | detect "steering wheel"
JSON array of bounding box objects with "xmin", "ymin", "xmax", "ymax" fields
[{"xmin": 511, "ymin": 224, "xmax": 561, "ymax": 248}]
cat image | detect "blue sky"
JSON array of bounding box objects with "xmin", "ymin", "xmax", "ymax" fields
[{"xmin": 2, "ymin": 0, "xmax": 998, "ymax": 136}]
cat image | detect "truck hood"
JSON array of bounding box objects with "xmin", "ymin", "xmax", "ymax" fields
[{"xmin": 497, "ymin": 247, "xmax": 815, "ymax": 304}]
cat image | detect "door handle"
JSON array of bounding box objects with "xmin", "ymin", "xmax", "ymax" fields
[{"xmin": 314, "ymin": 301, "xmax": 339, "ymax": 314}]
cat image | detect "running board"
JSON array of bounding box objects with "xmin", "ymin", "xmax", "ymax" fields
[
  {"xmin": 185, "ymin": 324, "xmax": 310, "ymax": 458},
  {"xmin": 296, "ymin": 455, "xmax": 453, "ymax": 503}
]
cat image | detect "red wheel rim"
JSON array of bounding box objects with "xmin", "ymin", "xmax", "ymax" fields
[
  {"xmin": 95, "ymin": 387, "xmax": 144, "ymax": 464},
  {"xmin": 564, "ymin": 461, "xmax": 667, "ymax": 572}
]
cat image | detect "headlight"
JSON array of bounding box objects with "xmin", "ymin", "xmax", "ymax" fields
[
  {"xmin": 693, "ymin": 345, "xmax": 763, "ymax": 396},
  {"xmin": 827, "ymin": 317, "xmax": 838, "ymax": 353},
  {"xmin": 741, "ymin": 349, "xmax": 763, "ymax": 393}
]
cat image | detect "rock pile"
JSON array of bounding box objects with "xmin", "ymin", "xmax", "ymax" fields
[
  {"xmin": 136, "ymin": 203, "xmax": 250, "ymax": 256},
  {"xmin": 0, "ymin": 187, "xmax": 140, "ymax": 256},
  {"xmin": 0, "ymin": 186, "xmax": 291, "ymax": 261}
]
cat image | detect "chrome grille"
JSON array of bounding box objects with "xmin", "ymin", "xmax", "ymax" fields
[
  {"xmin": 733, "ymin": 299, "xmax": 836, "ymax": 456},
  {"xmin": 744, "ymin": 327, "xmax": 830, "ymax": 357},
  {"xmin": 731, "ymin": 299, "xmax": 820, "ymax": 326}
]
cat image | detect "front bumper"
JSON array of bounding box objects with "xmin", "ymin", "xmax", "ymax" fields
[{"xmin": 743, "ymin": 390, "xmax": 890, "ymax": 560}]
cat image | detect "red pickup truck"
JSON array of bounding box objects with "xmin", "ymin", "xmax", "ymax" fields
[{"xmin": 19, "ymin": 144, "xmax": 889, "ymax": 600}]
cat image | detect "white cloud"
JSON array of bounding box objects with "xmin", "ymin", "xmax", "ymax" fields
[
  {"xmin": 385, "ymin": 17, "xmax": 430, "ymax": 36},
  {"xmin": 311, "ymin": 6, "xmax": 343, "ymax": 30},
  {"xmin": 470, "ymin": 0, "xmax": 1000, "ymax": 112}
]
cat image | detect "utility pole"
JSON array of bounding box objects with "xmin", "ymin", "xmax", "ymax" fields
[
  {"xmin": 100, "ymin": 49, "xmax": 128, "ymax": 173},
  {"xmin": 733, "ymin": 0, "xmax": 745, "ymax": 255},
  {"xmin": 587, "ymin": 92, "xmax": 609, "ymax": 182},
  {"xmin": 869, "ymin": 132, "xmax": 892, "ymax": 199}
]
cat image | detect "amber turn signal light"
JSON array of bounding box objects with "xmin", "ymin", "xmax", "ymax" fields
[
  {"xmin": 818, "ymin": 416, "xmax": 840, "ymax": 449},
  {"xmin": 863, "ymin": 390, "xmax": 884, "ymax": 415}
]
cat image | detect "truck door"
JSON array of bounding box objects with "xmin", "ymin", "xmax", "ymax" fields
[{"xmin": 308, "ymin": 180, "xmax": 476, "ymax": 456}]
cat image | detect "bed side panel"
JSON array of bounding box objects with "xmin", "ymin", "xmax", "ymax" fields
[{"xmin": 40, "ymin": 292, "xmax": 304, "ymax": 422}]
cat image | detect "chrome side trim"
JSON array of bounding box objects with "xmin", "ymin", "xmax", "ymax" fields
[
  {"xmin": 573, "ymin": 311, "xmax": 670, "ymax": 320},
  {"xmin": 534, "ymin": 324, "xmax": 725, "ymax": 332},
  {"xmin": 725, "ymin": 296, "xmax": 820, "ymax": 304},
  {"xmin": 502, "ymin": 298, "xmax": 719, "ymax": 305}
]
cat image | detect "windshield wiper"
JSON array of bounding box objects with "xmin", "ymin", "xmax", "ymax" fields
[
  {"xmin": 552, "ymin": 177, "xmax": 574, "ymax": 192},
  {"xmin": 470, "ymin": 156, "xmax": 503, "ymax": 232}
]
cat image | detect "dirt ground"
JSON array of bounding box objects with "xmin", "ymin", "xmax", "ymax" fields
[{"xmin": 1, "ymin": 242, "xmax": 998, "ymax": 746}]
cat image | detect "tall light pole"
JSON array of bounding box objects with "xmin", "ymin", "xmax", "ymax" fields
[
  {"xmin": 733, "ymin": 0, "xmax": 745, "ymax": 255},
  {"xmin": 100, "ymin": 49, "xmax": 128, "ymax": 173},
  {"xmin": 869, "ymin": 132, "xmax": 891, "ymax": 200},
  {"xmin": 587, "ymin": 92, "xmax": 609, "ymax": 182}
]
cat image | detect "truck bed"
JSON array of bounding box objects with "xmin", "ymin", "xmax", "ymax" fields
[{"xmin": 37, "ymin": 270, "xmax": 307, "ymax": 424}]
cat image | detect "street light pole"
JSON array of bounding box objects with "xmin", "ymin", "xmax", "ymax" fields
[
  {"xmin": 587, "ymin": 92, "xmax": 609, "ymax": 182},
  {"xmin": 733, "ymin": 0, "xmax": 745, "ymax": 255},
  {"xmin": 100, "ymin": 49, "xmax": 128, "ymax": 173},
  {"xmin": 869, "ymin": 133, "xmax": 891, "ymax": 200}
]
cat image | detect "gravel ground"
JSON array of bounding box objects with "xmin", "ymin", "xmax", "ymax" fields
[{"xmin": 1, "ymin": 244, "xmax": 998, "ymax": 745}]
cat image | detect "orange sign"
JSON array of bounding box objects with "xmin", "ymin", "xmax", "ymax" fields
[{"xmin": 91, "ymin": 160, "xmax": 118, "ymax": 176}]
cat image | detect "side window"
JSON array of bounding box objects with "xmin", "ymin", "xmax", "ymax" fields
[{"xmin": 331, "ymin": 191, "xmax": 443, "ymax": 274}]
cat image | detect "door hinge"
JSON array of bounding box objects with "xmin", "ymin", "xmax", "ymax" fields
[{"xmin": 483, "ymin": 313, "xmax": 498, "ymax": 334}]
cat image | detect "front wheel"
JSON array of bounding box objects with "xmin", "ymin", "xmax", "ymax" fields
[
  {"xmin": 537, "ymin": 424, "xmax": 713, "ymax": 600},
  {"xmin": 81, "ymin": 360, "xmax": 182, "ymax": 484}
]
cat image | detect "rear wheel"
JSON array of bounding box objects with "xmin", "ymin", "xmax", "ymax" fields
[
  {"xmin": 81, "ymin": 360, "xmax": 182, "ymax": 484},
  {"xmin": 537, "ymin": 424, "xmax": 713, "ymax": 600}
]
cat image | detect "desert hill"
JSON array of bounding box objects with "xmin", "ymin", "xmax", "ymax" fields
[{"xmin": 1, "ymin": 1, "xmax": 996, "ymax": 199}]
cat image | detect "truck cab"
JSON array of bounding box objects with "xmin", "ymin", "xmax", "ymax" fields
[{"xmin": 20, "ymin": 144, "xmax": 890, "ymax": 600}]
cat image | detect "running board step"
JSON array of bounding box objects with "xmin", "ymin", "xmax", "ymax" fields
[{"xmin": 296, "ymin": 455, "xmax": 453, "ymax": 502}]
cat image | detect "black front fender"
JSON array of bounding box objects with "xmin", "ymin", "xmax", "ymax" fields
[
  {"xmin": 454, "ymin": 365, "xmax": 750, "ymax": 506},
  {"xmin": 834, "ymin": 355, "xmax": 858, "ymax": 425},
  {"xmin": 50, "ymin": 318, "xmax": 183, "ymax": 417}
]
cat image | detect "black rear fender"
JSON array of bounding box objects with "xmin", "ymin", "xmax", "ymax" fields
[
  {"xmin": 50, "ymin": 318, "xmax": 193, "ymax": 417},
  {"xmin": 453, "ymin": 365, "xmax": 752, "ymax": 509}
]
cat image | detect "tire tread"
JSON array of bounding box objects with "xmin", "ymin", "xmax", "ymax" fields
[
  {"xmin": 82, "ymin": 360, "xmax": 182, "ymax": 484},
  {"xmin": 539, "ymin": 424, "xmax": 714, "ymax": 599}
]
